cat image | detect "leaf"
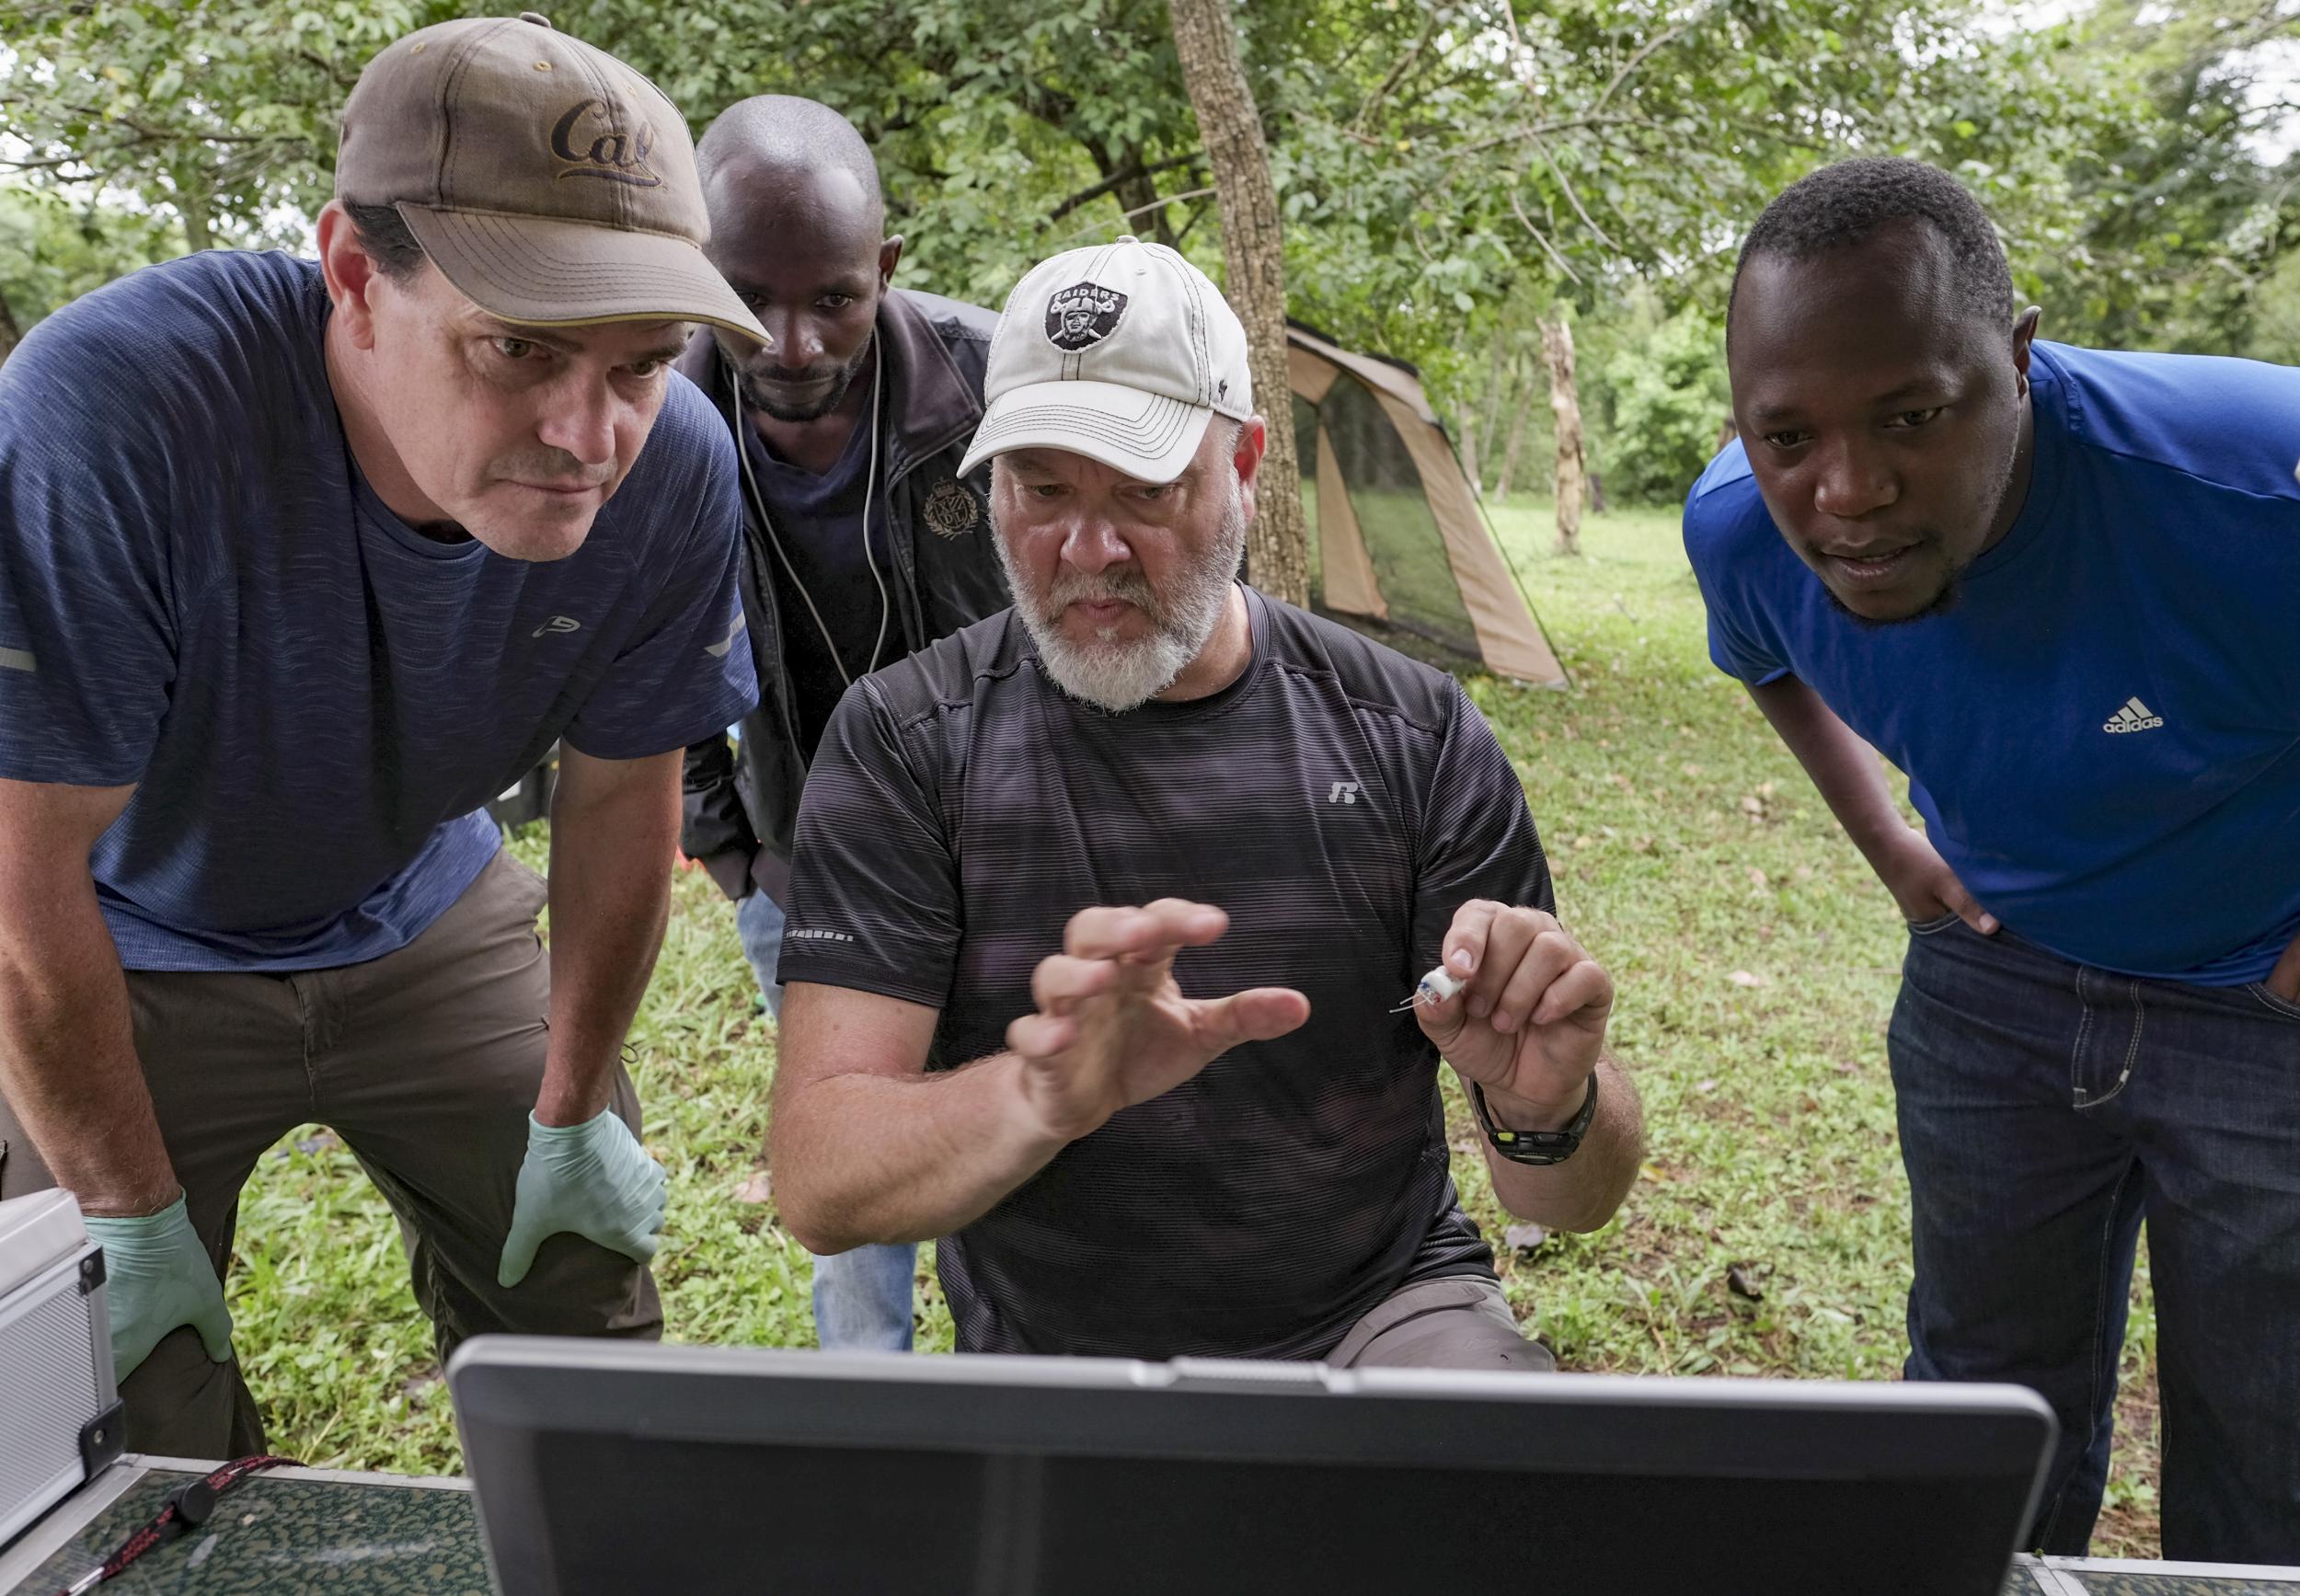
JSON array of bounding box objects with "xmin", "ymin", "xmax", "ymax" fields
[
  {"xmin": 1726, "ymin": 1262, "xmax": 1765, "ymax": 1301},
  {"xmin": 1728, "ymin": 970, "xmax": 1769, "ymax": 988},
  {"xmin": 734, "ymin": 1171, "xmax": 774, "ymax": 1205}
]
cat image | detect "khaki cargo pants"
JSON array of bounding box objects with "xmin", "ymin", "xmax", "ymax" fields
[{"xmin": 0, "ymin": 851, "xmax": 661, "ymax": 1457}]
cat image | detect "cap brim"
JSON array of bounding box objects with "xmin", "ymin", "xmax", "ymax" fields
[
  {"xmin": 957, "ymin": 380, "xmax": 1214, "ymax": 484},
  {"xmin": 398, "ymin": 203, "xmax": 769, "ymax": 346}
]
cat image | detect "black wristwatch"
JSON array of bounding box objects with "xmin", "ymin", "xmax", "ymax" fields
[{"xmin": 1470, "ymin": 1074, "xmax": 1599, "ymax": 1166}]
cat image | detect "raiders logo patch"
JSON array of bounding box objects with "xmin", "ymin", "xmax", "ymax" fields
[
  {"xmin": 923, "ymin": 478, "xmax": 982, "ymax": 540},
  {"xmin": 1044, "ymin": 282, "xmax": 1127, "ymax": 351}
]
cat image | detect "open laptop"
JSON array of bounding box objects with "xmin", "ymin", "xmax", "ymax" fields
[{"xmin": 448, "ymin": 1338, "xmax": 2055, "ymax": 1596}]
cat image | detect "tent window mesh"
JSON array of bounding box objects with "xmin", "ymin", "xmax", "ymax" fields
[
  {"xmin": 1315, "ymin": 372, "xmax": 1481, "ymax": 667},
  {"xmin": 1293, "ymin": 393, "xmax": 1324, "ymax": 601}
]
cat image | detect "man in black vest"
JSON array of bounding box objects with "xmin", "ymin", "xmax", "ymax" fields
[{"xmin": 677, "ymin": 97, "xmax": 1006, "ymax": 1350}]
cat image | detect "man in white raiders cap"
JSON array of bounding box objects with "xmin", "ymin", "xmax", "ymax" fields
[
  {"xmin": 763, "ymin": 237, "xmax": 1646, "ymax": 1364},
  {"xmin": 0, "ymin": 14, "xmax": 760, "ymax": 1453}
]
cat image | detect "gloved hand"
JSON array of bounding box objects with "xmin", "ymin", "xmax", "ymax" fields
[
  {"xmin": 84, "ymin": 1194, "xmax": 235, "ymax": 1381},
  {"xmin": 497, "ymin": 1109, "xmax": 668, "ymax": 1288}
]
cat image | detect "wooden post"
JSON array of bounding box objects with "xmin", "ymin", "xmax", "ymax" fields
[
  {"xmin": 1169, "ymin": 0, "xmax": 1309, "ymax": 606},
  {"xmin": 1541, "ymin": 316, "xmax": 1585, "ymax": 557}
]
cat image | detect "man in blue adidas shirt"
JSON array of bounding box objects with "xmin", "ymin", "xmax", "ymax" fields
[
  {"xmin": 0, "ymin": 15, "xmax": 762, "ymax": 1456},
  {"xmin": 1685, "ymin": 157, "xmax": 2300, "ymax": 1563}
]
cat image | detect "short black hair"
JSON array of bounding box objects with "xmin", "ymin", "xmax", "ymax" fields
[
  {"xmin": 696, "ymin": 96, "xmax": 884, "ymax": 232},
  {"xmin": 344, "ymin": 201, "xmax": 427, "ymax": 281},
  {"xmin": 1729, "ymin": 157, "xmax": 2014, "ymax": 333}
]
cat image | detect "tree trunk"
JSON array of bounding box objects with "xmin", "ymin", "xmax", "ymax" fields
[
  {"xmin": 1494, "ymin": 350, "xmax": 1533, "ymax": 501},
  {"xmin": 1541, "ymin": 316, "xmax": 1585, "ymax": 557},
  {"xmin": 1169, "ymin": 0, "xmax": 1308, "ymax": 606},
  {"xmin": 0, "ymin": 284, "xmax": 20, "ymax": 369}
]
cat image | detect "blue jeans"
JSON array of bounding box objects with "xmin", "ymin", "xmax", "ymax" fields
[
  {"xmin": 734, "ymin": 888, "xmax": 916, "ymax": 1352},
  {"xmin": 1891, "ymin": 915, "xmax": 2300, "ymax": 1563}
]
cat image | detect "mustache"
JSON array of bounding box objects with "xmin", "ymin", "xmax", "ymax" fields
[
  {"xmin": 749, "ymin": 365, "xmax": 840, "ymax": 385},
  {"xmin": 1044, "ymin": 567, "xmax": 1162, "ymax": 625},
  {"xmin": 494, "ymin": 448, "xmax": 611, "ymax": 488}
]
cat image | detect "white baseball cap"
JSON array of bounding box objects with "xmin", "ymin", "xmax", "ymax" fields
[{"xmin": 958, "ymin": 236, "xmax": 1254, "ymax": 484}]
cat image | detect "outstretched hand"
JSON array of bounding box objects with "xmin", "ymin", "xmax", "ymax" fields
[
  {"xmin": 1007, "ymin": 899, "xmax": 1310, "ymax": 1143},
  {"xmin": 1415, "ymin": 900, "xmax": 1613, "ymax": 1128}
]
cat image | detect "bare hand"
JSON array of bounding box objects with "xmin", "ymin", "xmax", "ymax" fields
[
  {"xmin": 1416, "ymin": 901, "xmax": 1612, "ymax": 1128},
  {"xmin": 1869, "ymin": 824, "xmax": 1997, "ymax": 935},
  {"xmin": 2267, "ymin": 931, "xmax": 2300, "ymax": 1002},
  {"xmin": 1006, "ymin": 900, "xmax": 1310, "ymax": 1143}
]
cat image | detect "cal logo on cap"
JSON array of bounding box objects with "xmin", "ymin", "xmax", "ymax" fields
[{"xmin": 549, "ymin": 98, "xmax": 663, "ymax": 189}]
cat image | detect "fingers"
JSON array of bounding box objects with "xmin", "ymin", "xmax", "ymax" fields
[
  {"xmin": 193, "ymin": 1300, "xmax": 236, "ymax": 1365},
  {"xmin": 1437, "ymin": 900, "xmax": 1613, "ymax": 1034},
  {"xmin": 1193, "ymin": 986, "xmax": 1311, "ymax": 1050},
  {"xmin": 1530, "ymin": 955, "xmax": 1614, "ymax": 1028},
  {"xmin": 1939, "ymin": 876, "xmax": 2000, "ymax": 936},
  {"xmin": 1006, "ymin": 1008, "xmax": 1079, "ymax": 1061},
  {"xmin": 1064, "ymin": 899, "xmax": 1229, "ymax": 961},
  {"xmin": 1031, "ymin": 953, "xmax": 1119, "ymax": 1014},
  {"xmin": 1440, "ymin": 900, "xmax": 1501, "ymax": 993},
  {"xmin": 1447, "ymin": 901, "xmax": 1566, "ymax": 1023},
  {"xmin": 2268, "ymin": 933, "xmax": 2300, "ymax": 1002},
  {"xmin": 496, "ymin": 1218, "xmax": 541, "ymax": 1290}
]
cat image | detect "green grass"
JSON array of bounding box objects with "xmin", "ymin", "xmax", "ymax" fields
[{"xmin": 225, "ymin": 496, "xmax": 2162, "ymax": 1554}]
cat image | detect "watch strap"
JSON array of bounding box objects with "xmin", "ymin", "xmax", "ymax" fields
[{"xmin": 1471, "ymin": 1072, "xmax": 1599, "ymax": 1166}]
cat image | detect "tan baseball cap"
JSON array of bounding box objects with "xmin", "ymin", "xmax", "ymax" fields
[
  {"xmin": 336, "ymin": 12, "xmax": 767, "ymax": 345},
  {"xmin": 960, "ymin": 236, "xmax": 1253, "ymax": 484}
]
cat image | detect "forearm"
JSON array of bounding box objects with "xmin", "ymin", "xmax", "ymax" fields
[
  {"xmin": 1745, "ymin": 676, "xmax": 1910, "ymax": 859},
  {"xmin": 0, "ymin": 886, "xmax": 174, "ymax": 1214},
  {"xmin": 1476, "ymin": 1057, "xmax": 1643, "ymax": 1231},
  {"xmin": 538, "ymin": 760, "xmax": 680, "ymax": 1125},
  {"xmin": 770, "ymin": 1018, "xmax": 1068, "ymax": 1253}
]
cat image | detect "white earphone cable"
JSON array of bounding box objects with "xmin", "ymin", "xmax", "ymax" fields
[{"xmin": 727, "ymin": 339, "xmax": 891, "ymax": 694}]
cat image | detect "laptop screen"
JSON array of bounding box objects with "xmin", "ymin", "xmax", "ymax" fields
[{"xmin": 452, "ymin": 1341, "xmax": 2055, "ymax": 1596}]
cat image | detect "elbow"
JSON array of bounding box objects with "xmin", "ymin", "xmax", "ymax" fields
[
  {"xmin": 780, "ymin": 1210, "xmax": 846, "ymax": 1257},
  {"xmin": 1498, "ymin": 1188, "xmax": 1625, "ymax": 1236},
  {"xmin": 769, "ymin": 1165, "xmax": 853, "ymax": 1256}
]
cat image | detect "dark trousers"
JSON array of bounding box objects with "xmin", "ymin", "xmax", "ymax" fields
[
  {"xmin": 1891, "ymin": 914, "xmax": 2300, "ymax": 1563},
  {"xmin": 0, "ymin": 852, "xmax": 661, "ymax": 1458}
]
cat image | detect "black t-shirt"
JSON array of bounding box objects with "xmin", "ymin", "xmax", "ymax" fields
[
  {"xmin": 782, "ymin": 588, "xmax": 1554, "ymax": 1359},
  {"xmin": 743, "ymin": 417, "xmax": 890, "ymax": 761}
]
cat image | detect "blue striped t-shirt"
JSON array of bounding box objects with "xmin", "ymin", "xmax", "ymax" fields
[{"xmin": 0, "ymin": 250, "xmax": 756, "ymax": 970}]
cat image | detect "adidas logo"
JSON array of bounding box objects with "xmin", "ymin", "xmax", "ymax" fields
[{"xmin": 2102, "ymin": 696, "xmax": 2164, "ymax": 734}]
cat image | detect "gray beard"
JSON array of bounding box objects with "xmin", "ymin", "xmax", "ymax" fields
[{"xmin": 996, "ymin": 486, "xmax": 1247, "ymax": 713}]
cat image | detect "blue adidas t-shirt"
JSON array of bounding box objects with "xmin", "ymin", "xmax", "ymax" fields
[
  {"xmin": 0, "ymin": 250, "xmax": 757, "ymax": 971},
  {"xmin": 1685, "ymin": 340, "xmax": 2300, "ymax": 985}
]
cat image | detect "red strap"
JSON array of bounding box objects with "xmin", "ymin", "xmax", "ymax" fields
[{"xmin": 60, "ymin": 1455, "xmax": 300, "ymax": 1593}]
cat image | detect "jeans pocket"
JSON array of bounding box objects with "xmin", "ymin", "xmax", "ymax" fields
[
  {"xmin": 1906, "ymin": 911, "xmax": 1964, "ymax": 936},
  {"xmin": 2244, "ymin": 982, "xmax": 2300, "ymax": 1023}
]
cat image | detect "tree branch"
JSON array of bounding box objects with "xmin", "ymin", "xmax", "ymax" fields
[
  {"xmin": 1049, "ymin": 151, "xmax": 1203, "ymax": 222},
  {"xmin": 1508, "ymin": 186, "xmax": 1584, "ymax": 285},
  {"xmin": 1591, "ymin": 23, "xmax": 1691, "ymax": 119}
]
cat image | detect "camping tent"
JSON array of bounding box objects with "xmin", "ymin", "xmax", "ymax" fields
[{"xmin": 1287, "ymin": 322, "xmax": 1566, "ymax": 687}]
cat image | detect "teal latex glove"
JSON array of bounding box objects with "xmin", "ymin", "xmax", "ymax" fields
[
  {"xmin": 84, "ymin": 1194, "xmax": 235, "ymax": 1381},
  {"xmin": 497, "ymin": 1109, "xmax": 668, "ymax": 1288}
]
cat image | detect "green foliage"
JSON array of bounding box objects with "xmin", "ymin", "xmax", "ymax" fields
[
  {"xmin": 0, "ymin": 180, "xmax": 184, "ymax": 332},
  {"xmin": 1586, "ymin": 297, "xmax": 1731, "ymax": 504}
]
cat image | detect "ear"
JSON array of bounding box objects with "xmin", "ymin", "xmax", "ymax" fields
[
  {"xmin": 1231, "ymin": 416, "xmax": 1269, "ymax": 522},
  {"xmin": 879, "ymin": 235, "xmax": 904, "ymax": 290},
  {"xmin": 316, "ymin": 200, "xmax": 385, "ymax": 352},
  {"xmin": 2010, "ymin": 306, "xmax": 2042, "ymax": 400}
]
